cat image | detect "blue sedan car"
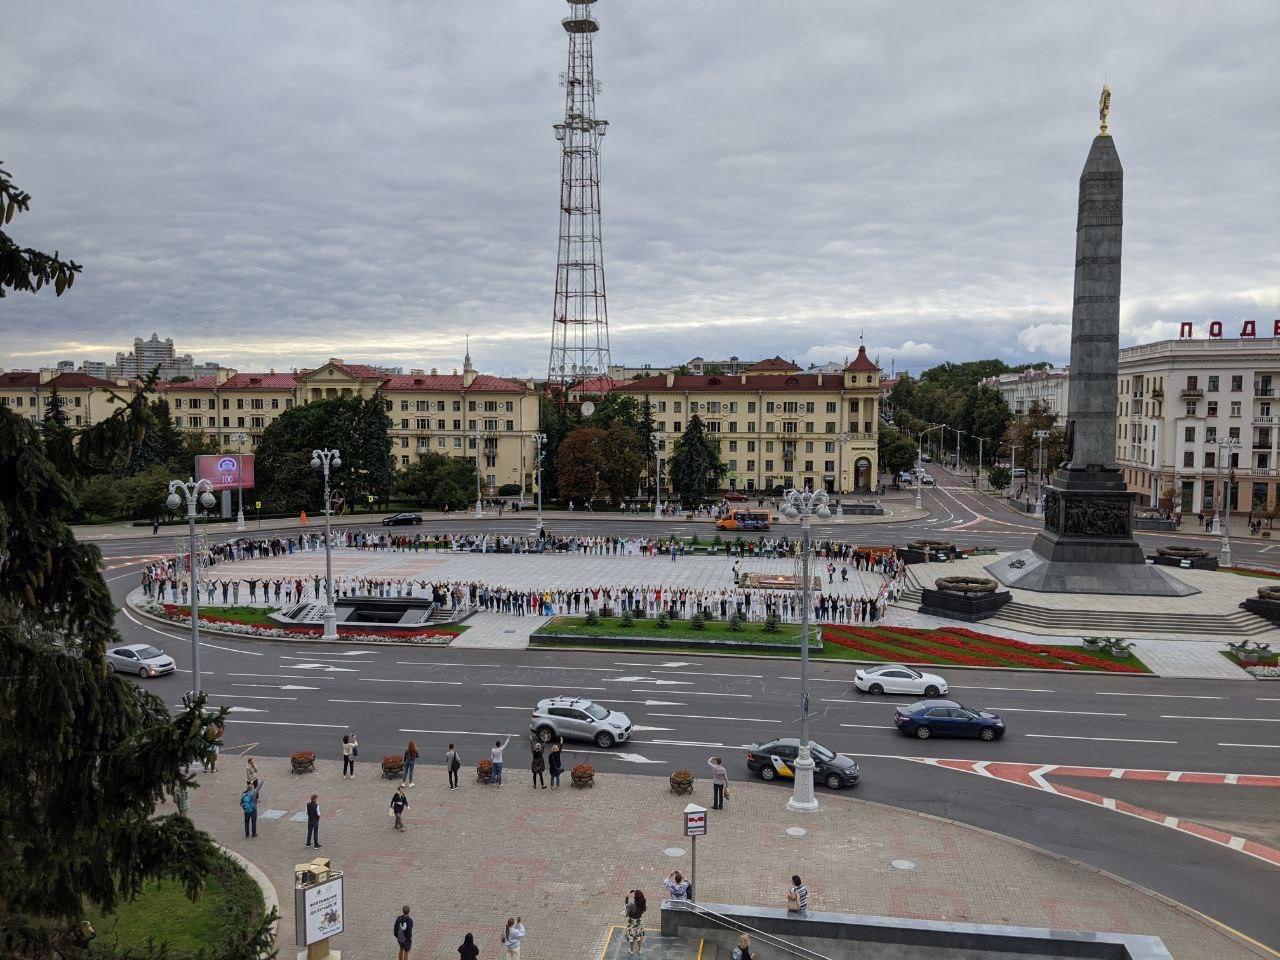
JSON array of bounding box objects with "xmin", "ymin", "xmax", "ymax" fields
[{"xmin": 894, "ymin": 699, "xmax": 1006, "ymax": 741}]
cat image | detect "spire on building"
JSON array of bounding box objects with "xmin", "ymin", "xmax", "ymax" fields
[{"xmin": 463, "ymin": 335, "xmax": 474, "ymax": 374}]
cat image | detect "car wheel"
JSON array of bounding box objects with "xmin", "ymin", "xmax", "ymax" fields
[
  {"xmin": 760, "ymin": 765, "xmax": 776, "ymax": 782},
  {"xmin": 536, "ymin": 726, "xmax": 555, "ymax": 743},
  {"xmin": 138, "ymin": 667, "xmax": 149, "ymax": 678},
  {"xmin": 924, "ymin": 685, "xmax": 940, "ymax": 697},
  {"xmin": 914, "ymin": 725, "xmax": 932, "ymax": 740},
  {"xmin": 594, "ymin": 731, "xmax": 615, "ymax": 749},
  {"xmin": 825, "ymin": 773, "xmax": 843, "ymax": 790},
  {"xmin": 107, "ymin": 660, "xmax": 117, "ymax": 673},
  {"xmin": 979, "ymin": 727, "xmax": 997, "ymax": 741},
  {"xmin": 868, "ymin": 683, "xmax": 883, "ymax": 695}
]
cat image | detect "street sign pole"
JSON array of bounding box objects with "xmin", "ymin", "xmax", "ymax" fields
[{"xmin": 683, "ymin": 802, "xmax": 707, "ymax": 899}]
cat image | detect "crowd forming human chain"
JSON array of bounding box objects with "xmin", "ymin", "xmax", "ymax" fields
[{"xmin": 139, "ymin": 530, "xmax": 908, "ymax": 625}]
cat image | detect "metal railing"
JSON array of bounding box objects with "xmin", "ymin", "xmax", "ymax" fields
[{"xmin": 672, "ymin": 900, "xmax": 834, "ymax": 960}]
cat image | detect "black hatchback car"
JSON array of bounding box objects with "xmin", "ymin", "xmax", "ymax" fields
[
  {"xmin": 894, "ymin": 699, "xmax": 1006, "ymax": 741},
  {"xmin": 746, "ymin": 738, "xmax": 860, "ymax": 790},
  {"xmin": 382, "ymin": 513, "xmax": 423, "ymax": 526}
]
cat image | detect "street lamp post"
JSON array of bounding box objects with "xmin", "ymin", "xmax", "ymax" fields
[
  {"xmin": 915, "ymin": 424, "xmax": 944, "ymax": 510},
  {"xmin": 1033, "ymin": 429, "xmax": 1049, "ymax": 517},
  {"xmin": 976, "ymin": 436, "xmax": 985, "ymax": 488},
  {"xmin": 473, "ymin": 430, "xmax": 490, "ymax": 519},
  {"xmin": 781, "ymin": 487, "xmax": 831, "ymax": 813},
  {"xmin": 835, "ymin": 431, "xmax": 848, "ymax": 495},
  {"xmin": 1218, "ymin": 437, "xmax": 1240, "ymax": 565},
  {"xmin": 531, "ymin": 432, "xmax": 546, "ymax": 528},
  {"xmin": 232, "ymin": 431, "xmax": 248, "ymax": 532},
  {"xmin": 166, "ymin": 477, "xmax": 216, "ymax": 694},
  {"xmin": 310, "ymin": 448, "xmax": 342, "ymax": 641},
  {"xmin": 653, "ymin": 434, "xmax": 665, "ymax": 519}
]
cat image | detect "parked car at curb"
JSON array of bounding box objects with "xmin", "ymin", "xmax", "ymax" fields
[
  {"xmin": 855, "ymin": 664, "xmax": 948, "ymax": 697},
  {"xmin": 746, "ymin": 737, "xmax": 860, "ymax": 790},
  {"xmin": 106, "ymin": 643, "xmax": 176, "ymax": 678},
  {"xmin": 382, "ymin": 513, "xmax": 423, "ymax": 526},
  {"xmin": 530, "ymin": 696, "xmax": 633, "ymax": 748},
  {"xmin": 894, "ymin": 700, "xmax": 1005, "ymax": 741}
]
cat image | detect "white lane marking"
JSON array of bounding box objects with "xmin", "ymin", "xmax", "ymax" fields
[
  {"xmin": 1109, "ymin": 768, "xmax": 1124, "ymax": 778},
  {"xmin": 328, "ymin": 698, "xmax": 461, "ymax": 708},
  {"xmin": 393, "ymin": 661, "xmax": 499, "ymax": 668},
  {"xmin": 989, "ymin": 707, "xmax": 1126, "ymax": 717},
  {"xmin": 630, "ymin": 725, "xmax": 678, "ymax": 732},
  {"xmin": 121, "ymin": 608, "xmax": 188, "ymax": 641},
  {"xmin": 207, "ymin": 694, "xmax": 297, "ymax": 701},
  {"xmin": 821, "ymin": 698, "xmax": 911, "ymax": 706},
  {"xmin": 230, "ymin": 683, "xmax": 319, "ymax": 691},
  {"xmin": 650, "ymin": 669, "xmax": 763, "ymax": 679},
  {"xmin": 615, "ymin": 661, "xmax": 695, "ymax": 668},
  {"xmin": 287, "ymin": 663, "xmax": 359, "ymax": 673},
  {"xmin": 226, "ymin": 719, "xmax": 349, "ymax": 728},
  {"xmin": 609, "ymin": 699, "xmax": 686, "ymax": 706},
  {"xmin": 778, "ymin": 676, "xmax": 855, "ymax": 684},
  {"xmin": 1167, "ymin": 771, "xmax": 1183, "ymax": 782},
  {"xmin": 648, "ymin": 712, "xmax": 780, "ymax": 724},
  {"xmin": 1028, "ymin": 764, "xmax": 1057, "ymax": 793},
  {"xmin": 1024, "ymin": 734, "xmax": 1178, "ymax": 744},
  {"xmin": 1101, "ymin": 797, "xmax": 1117, "ymax": 810},
  {"xmin": 1094, "ymin": 692, "xmax": 1223, "ymax": 700},
  {"xmin": 483, "ymin": 683, "xmax": 607, "ymax": 691},
  {"xmin": 840, "ymin": 723, "xmax": 895, "ymax": 730},
  {"xmin": 1217, "ymin": 742, "xmax": 1280, "ymax": 749},
  {"xmin": 359, "ymin": 678, "xmax": 463, "ymax": 686},
  {"xmin": 1163, "ymin": 816, "xmax": 1180, "ymax": 827},
  {"xmin": 643, "ymin": 690, "xmax": 751, "ymax": 699},
  {"xmin": 1161, "ymin": 715, "xmax": 1280, "ymax": 723},
  {"xmin": 226, "ymin": 706, "xmax": 268, "ymax": 713},
  {"xmin": 279, "ymin": 655, "xmax": 371, "ymax": 662},
  {"xmin": 1228, "ymin": 836, "xmax": 1247, "ymax": 851},
  {"xmin": 950, "ymin": 685, "xmax": 1055, "ymax": 693},
  {"xmin": 202, "ymin": 641, "xmax": 264, "ymax": 656},
  {"xmin": 591, "ymin": 751, "xmax": 667, "ymax": 764},
  {"xmin": 1225, "ymin": 774, "xmax": 1239, "ymax": 784},
  {"xmin": 400, "ymin": 727, "xmax": 512, "ymax": 737},
  {"xmin": 641, "ymin": 739, "xmax": 731, "ymax": 748},
  {"xmin": 229, "ymin": 672, "xmax": 339, "ymax": 681},
  {"xmin": 605, "ymin": 676, "xmax": 693, "ymax": 686},
  {"xmin": 1258, "ymin": 698, "xmax": 1280, "ymax": 702}
]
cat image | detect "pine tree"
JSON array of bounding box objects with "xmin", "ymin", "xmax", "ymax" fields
[{"xmin": 668, "ymin": 415, "xmax": 727, "ymax": 506}]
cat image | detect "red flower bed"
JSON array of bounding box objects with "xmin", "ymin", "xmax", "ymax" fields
[{"xmin": 821, "ymin": 624, "xmax": 1145, "ymax": 674}]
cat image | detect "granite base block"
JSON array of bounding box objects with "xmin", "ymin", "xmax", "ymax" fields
[
  {"xmin": 986, "ymin": 550, "xmax": 1199, "ymax": 597},
  {"xmin": 918, "ymin": 587, "xmax": 1012, "ymax": 623}
]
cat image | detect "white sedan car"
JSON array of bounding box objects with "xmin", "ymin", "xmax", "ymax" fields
[
  {"xmin": 106, "ymin": 643, "xmax": 176, "ymax": 678},
  {"xmin": 855, "ymin": 664, "xmax": 948, "ymax": 697}
]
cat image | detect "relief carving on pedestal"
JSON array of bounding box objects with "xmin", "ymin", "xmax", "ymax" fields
[
  {"xmin": 1062, "ymin": 497, "xmax": 1130, "ymax": 538},
  {"xmin": 1042, "ymin": 488, "xmax": 1062, "ymax": 533}
]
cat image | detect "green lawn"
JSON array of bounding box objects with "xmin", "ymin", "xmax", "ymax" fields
[
  {"xmin": 86, "ymin": 876, "xmax": 230, "ymax": 953},
  {"xmin": 198, "ymin": 605, "xmax": 278, "ymax": 626},
  {"xmin": 536, "ymin": 615, "xmax": 805, "ymax": 644}
]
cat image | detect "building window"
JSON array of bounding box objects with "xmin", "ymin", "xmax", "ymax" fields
[
  {"xmin": 804, "ymin": 460, "xmax": 813, "ymax": 471},
  {"xmin": 1231, "ymin": 375, "xmax": 1243, "ymax": 392},
  {"xmin": 747, "ymin": 402, "xmax": 756, "ymax": 413},
  {"xmin": 805, "ymin": 441, "xmax": 814, "ymax": 453},
  {"xmin": 765, "ymin": 460, "xmax": 774, "ymax": 471},
  {"xmin": 728, "ymin": 421, "xmax": 738, "ymax": 432},
  {"xmin": 673, "ymin": 421, "xmax": 682, "ymax": 432},
  {"xmin": 1186, "ymin": 376, "xmax": 1198, "ymax": 390},
  {"xmin": 825, "ymin": 401, "xmax": 837, "ymax": 413},
  {"xmin": 1206, "ymin": 426, "xmax": 1217, "ymax": 442},
  {"xmin": 746, "ymin": 459, "xmax": 755, "ymax": 471},
  {"xmin": 251, "ymin": 416, "xmax": 264, "ymax": 428},
  {"xmin": 747, "ymin": 440, "xmax": 756, "ymax": 452},
  {"xmin": 1183, "ymin": 451, "xmax": 1194, "ymax": 467},
  {"xmin": 849, "ymin": 399, "xmax": 860, "ymax": 414},
  {"xmin": 728, "ymin": 440, "xmax": 738, "ymax": 452},
  {"xmin": 674, "ymin": 401, "xmax": 682, "ymax": 413},
  {"xmin": 805, "ymin": 421, "xmax": 814, "ymax": 432},
  {"xmin": 1207, "ymin": 401, "xmax": 1218, "ymax": 417},
  {"xmin": 1228, "ymin": 426, "xmax": 1240, "ymax": 440},
  {"xmin": 1230, "ymin": 401, "xmax": 1242, "ymax": 417},
  {"xmin": 1207, "ymin": 375, "xmax": 1219, "ymax": 392},
  {"xmin": 1185, "ymin": 403, "xmax": 1197, "ymax": 417},
  {"xmin": 825, "ymin": 422, "xmax": 835, "ymax": 433},
  {"xmin": 1184, "ymin": 426, "xmax": 1195, "ymax": 442},
  {"xmin": 824, "ymin": 460, "xmax": 834, "ymax": 471}
]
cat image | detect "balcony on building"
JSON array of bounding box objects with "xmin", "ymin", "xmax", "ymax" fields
[
  {"xmin": 1255, "ymin": 387, "xmax": 1276, "ymax": 398},
  {"xmin": 1179, "ymin": 387, "xmax": 1204, "ymax": 398}
]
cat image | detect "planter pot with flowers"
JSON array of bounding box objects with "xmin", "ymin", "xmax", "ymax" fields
[
  {"xmin": 571, "ymin": 762, "xmax": 595, "ymax": 789},
  {"xmin": 476, "ymin": 759, "xmax": 494, "ymax": 784},
  {"xmin": 669, "ymin": 770, "xmax": 694, "ymax": 795},
  {"xmin": 382, "ymin": 755, "xmax": 405, "ymax": 779},
  {"xmin": 291, "ymin": 750, "xmax": 316, "ymax": 775}
]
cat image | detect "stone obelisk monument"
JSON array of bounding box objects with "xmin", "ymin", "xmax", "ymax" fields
[{"xmin": 988, "ymin": 87, "xmax": 1196, "ymax": 596}]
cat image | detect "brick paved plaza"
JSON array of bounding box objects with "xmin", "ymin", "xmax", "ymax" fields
[{"xmin": 184, "ymin": 758, "xmax": 1262, "ymax": 959}]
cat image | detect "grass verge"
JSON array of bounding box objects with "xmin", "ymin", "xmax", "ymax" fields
[{"xmin": 536, "ymin": 615, "xmax": 803, "ymax": 643}]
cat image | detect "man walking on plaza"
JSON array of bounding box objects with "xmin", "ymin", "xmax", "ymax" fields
[
  {"xmin": 305, "ymin": 794, "xmax": 321, "ymax": 848},
  {"xmin": 491, "ymin": 734, "xmax": 512, "ymax": 787},
  {"xmin": 240, "ymin": 782, "xmax": 259, "ymax": 838},
  {"xmin": 393, "ymin": 905, "xmax": 413, "ymax": 960},
  {"xmin": 445, "ymin": 742, "xmax": 461, "ymax": 790}
]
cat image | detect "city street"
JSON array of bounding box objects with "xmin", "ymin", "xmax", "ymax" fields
[{"xmin": 91, "ymin": 485, "xmax": 1280, "ymax": 952}]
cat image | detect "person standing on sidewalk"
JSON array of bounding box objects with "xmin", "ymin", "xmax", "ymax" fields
[
  {"xmin": 529, "ymin": 735, "xmax": 546, "ymax": 789},
  {"xmin": 245, "ymin": 757, "xmax": 259, "ymax": 790},
  {"xmin": 393, "ymin": 905, "xmax": 413, "ymax": 960},
  {"xmin": 389, "ymin": 785, "xmax": 410, "ymax": 831},
  {"xmin": 708, "ymin": 756, "xmax": 729, "ymax": 810},
  {"xmin": 240, "ymin": 782, "xmax": 259, "ymax": 838},
  {"xmin": 445, "ymin": 743, "xmax": 461, "ymax": 790},
  {"xmin": 663, "ymin": 870, "xmax": 690, "ymax": 903},
  {"xmin": 491, "ymin": 735, "xmax": 512, "ymax": 787},
  {"xmin": 402, "ymin": 739, "xmax": 419, "ymax": 787},
  {"xmin": 457, "ymin": 932, "xmax": 479, "ymax": 960},
  {"xmin": 341, "ymin": 734, "xmax": 356, "ymax": 779},
  {"xmin": 501, "ymin": 917, "xmax": 525, "ymax": 957},
  {"xmin": 548, "ymin": 739, "xmax": 563, "ymax": 788},
  {"xmin": 305, "ymin": 794, "xmax": 321, "ymax": 848},
  {"xmin": 624, "ymin": 889, "xmax": 647, "ymax": 956}
]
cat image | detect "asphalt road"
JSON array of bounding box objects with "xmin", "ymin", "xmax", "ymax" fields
[{"xmin": 89, "ymin": 480, "xmax": 1280, "ymax": 952}]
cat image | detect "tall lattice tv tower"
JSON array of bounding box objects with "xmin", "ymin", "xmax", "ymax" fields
[{"xmin": 547, "ymin": 0, "xmax": 611, "ymax": 394}]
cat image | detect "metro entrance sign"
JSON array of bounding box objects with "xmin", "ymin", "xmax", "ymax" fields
[{"xmin": 684, "ymin": 803, "xmax": 707, "ymax": 837}]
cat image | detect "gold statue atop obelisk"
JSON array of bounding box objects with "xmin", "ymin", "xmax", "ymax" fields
[{"xmin": 1098, "ymin": 83, "xmax": 1112, "ymax": 136}]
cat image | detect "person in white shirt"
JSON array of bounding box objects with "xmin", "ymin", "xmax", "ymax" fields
[
  {"xmin": 491, "ymin": 735, "xmax": 512, "ymax": 787},
  {"xmin": 502, "ymin": 916, "xmax": 525, "ymax": 956},
  {"xmin": 663, "ymin": 870, "xmax": 691, "ymax": 902}
]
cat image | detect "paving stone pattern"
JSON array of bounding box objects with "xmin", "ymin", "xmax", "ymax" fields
[{"xmin": 184, "ymin": 759, "xmax": 1260, "ymax": 960}]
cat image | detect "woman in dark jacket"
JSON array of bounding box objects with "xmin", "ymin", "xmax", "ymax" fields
[
  {"xmin": 547, "ymin": 739, "xmax": 563, "ymax": 788},
  {"xmin": 624, "ymin": 889, "xmax": 647, "ymax": 955},
  {"xmin": 529, "ymin": 734, "xmax": 546, "ymax": 789},
  {"xmin": 458, "ymin": 932, "xmax": 479, "ymax": 959}
]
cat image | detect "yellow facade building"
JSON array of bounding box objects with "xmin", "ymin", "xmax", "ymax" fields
[
  {"xmin": 615, "ymin": 349, "xmax": 881, "ymax": 494},
  {"xmin": 0, "ymin": 370, "xmax": 130, "ymax": 426}
]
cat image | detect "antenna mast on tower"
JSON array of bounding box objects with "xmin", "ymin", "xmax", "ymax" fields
[{"xmin": 547, "ymin": 0, "xmax": 611, "ymax": 397}]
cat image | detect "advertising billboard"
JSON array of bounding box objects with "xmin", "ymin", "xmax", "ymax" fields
[
  {"xmin": 295, "ymin": 876, "xmax": 344, "ymax": 946},
  {"xmin": 196, "ymin": 453, "xmax": 255, "ymax": 491}
]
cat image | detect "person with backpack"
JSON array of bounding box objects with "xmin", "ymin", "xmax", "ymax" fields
[
  {"xmin": 393, "ymin": 905, "xmax": 413, "ymax": 960},
  {"xmin": 501, "ymin": 917, "xmax": 525, "ymax": 957},
  {"xmin": 240, "ymin": 782, "xmax": 259, "ymax": 838},
  {"xmin": 402, "ymin": 739, "xmax": 419, "ymax": 787},
  {"xmin": 389, "ymin": 785, "xmax": 410, "ymax": 831},
  {"xmin": 624, "ymin": 889, "xmax": 647, "ymax": 955},
  {"xmin": 445, "ymin": 743, "xmax": 461, "ymax": 790}
]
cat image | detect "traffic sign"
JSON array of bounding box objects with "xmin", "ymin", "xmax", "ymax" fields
[{"xmin": 684, "ymin": 802, "xmax": 707, "ymax": 837}]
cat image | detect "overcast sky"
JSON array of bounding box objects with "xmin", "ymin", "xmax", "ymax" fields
[{"xmin": 3, "ymin": 1, "xmax": 1276, "ymax": 379}]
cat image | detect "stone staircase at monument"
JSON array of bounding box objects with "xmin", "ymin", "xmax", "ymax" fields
[{"xmin": 894, "ymin": 583, "xmax": 1277, "ymax": 639}]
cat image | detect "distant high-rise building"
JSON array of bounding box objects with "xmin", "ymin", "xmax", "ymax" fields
[
  {"xmin": 56, "ymin": 360, "xmax": 75, "ymax": 373},
  {"xmin": 115, "ymin": 333, "xmax": 195, "ymax": 380},
  {"xmin": 80, "ymin": 361, "xmax": 109, "ymax": 378}
]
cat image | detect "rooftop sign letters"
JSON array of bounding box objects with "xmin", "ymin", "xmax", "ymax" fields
[{"xmin": 1178, "ymin": 320, "xmax": 1279, "ymax": 340}]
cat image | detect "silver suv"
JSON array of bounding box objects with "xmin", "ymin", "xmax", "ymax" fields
[{"xmin": 530, "ymin": 696, "xmax": 633, "ymax": 748}]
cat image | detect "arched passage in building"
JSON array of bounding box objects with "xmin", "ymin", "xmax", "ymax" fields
[{"xmin": 854, "ymin": 457, "xmax": 873, "ymax": 493}]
